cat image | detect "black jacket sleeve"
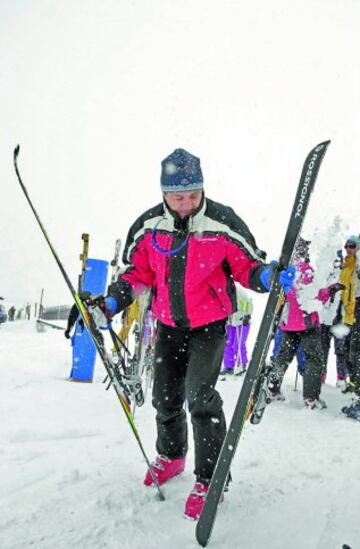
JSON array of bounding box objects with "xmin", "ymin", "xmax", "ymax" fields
[{"xmin": 67, "ymin": 304, "xmax": 80, "ymax": 331}]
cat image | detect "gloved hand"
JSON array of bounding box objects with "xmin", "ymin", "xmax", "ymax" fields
[
  {"xmin": 260, "ymin": 262, "xmax": 295, "ymax": 294},
  {"xmin": 64, "ymin": 328, "xmax": 71, "ymax": 339},
  {"xmin": 259, "ymin": 261, "xmax": 277, "ymax": 291},
  {"xmin": 84, "ymin": 295, "xmax": 118, "ymax": 329},
  {"xmin": 328, "ymin": 282, "xmax": 345, "ymax": 298},
  {"xmin": 279, "ymin": 265, "xmax": 296, "ymax": 294}
]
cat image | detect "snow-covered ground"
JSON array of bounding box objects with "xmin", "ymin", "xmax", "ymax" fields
[{"xmin": 1, "ymin": 320, "xmax": 358, "ymax": 549}]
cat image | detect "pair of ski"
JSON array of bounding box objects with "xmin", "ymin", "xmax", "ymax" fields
[
  {"xmin": 13, "ymin": 146, "xmax": 165, "ymax": 502},
  {"xmin": 14, "ymin": 140, "xmax": 330, "ymax": 546}
]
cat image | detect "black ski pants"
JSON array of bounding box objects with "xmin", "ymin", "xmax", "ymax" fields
[
  {"xmin": 272, "ymin": 328, "xmax": 324, "ymax": 400},
  {"xmin": 349, "ymin": 298, "xmax": 360, "ymax": 397},
  {"xmin": 152, "ymin": 320, "xmax": 227, "ymax": 483}
]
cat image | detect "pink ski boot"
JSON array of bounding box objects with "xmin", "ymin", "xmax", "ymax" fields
[
  {"xmin": 184, "ymin": 482, "xmax": 209, "ymax": 520},
  {"xmin": 144, "ymin": 455, "xmax": 185, "ymax": 486}
]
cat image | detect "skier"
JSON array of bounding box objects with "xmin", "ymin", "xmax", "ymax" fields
[
  {"xmin": 336, "ymin": 235, "xmax": 359, "ymax": 394},
  {"xmin": 340, "ymin": 235, "xmax": 360, "ymax": 420},
  {"xmin": 267, "ymin": 238, "xmax": 341, "ymax": 409},
  {"xmin": 221, "ymin": 284, "xmax": 253, "ymax": 376},
  {"xmin": 319, "ymin": 250, "xmax": 346, "ymax": 386},
  {"xmin": 270, "ymin": 325, "xmax": 307, "ymax": 377},
  {"xmin": 92, "ymin": 148, "xmax": 295, "ymax": 519},
  {"xmin": 8, "ymin": 306, "xmax": 16, "ymax": 321},
  {"xmin": 64, "ymin": 303, "xmax": 80, "ymax": 339}
]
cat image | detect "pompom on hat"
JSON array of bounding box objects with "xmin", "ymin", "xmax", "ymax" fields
[{"xmin": 160, "ymin": 149, "xmax": 203, "ymax": 193}]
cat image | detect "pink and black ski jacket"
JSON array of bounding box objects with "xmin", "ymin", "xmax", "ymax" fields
[
  {"xmin": 279, "ymin": 259, "xmax": 330, "ymax": 332},
  {"xmin": 108, "ymin": 196, "xmax": 267, "ymax": 329}
]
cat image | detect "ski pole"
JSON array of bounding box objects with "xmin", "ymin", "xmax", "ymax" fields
[{"xmin": 294, "ymin": 369, "xmax": 299, "ymax": 391}]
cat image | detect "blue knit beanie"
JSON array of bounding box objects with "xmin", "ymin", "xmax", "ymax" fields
[{"xmin": 160, "ymin": 149, "xmax": 203, "ymax": 193}]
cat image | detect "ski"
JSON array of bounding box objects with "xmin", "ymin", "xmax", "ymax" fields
[
  {"xmin": 13, "ymin": 146, "xmax": 165, "ymax": 502},
  {"xmin": 195, "ymin": 140, "xmax": 331, "ymax": 546},
  {"xmin": 108, "ymin": 237, "xmax": 147, "ymax": 409},
  {"xmin": 128, "ymin": 291, "xmax": 154, "ymax": 411},
  {"xmin": 111, "ymin": 238, "xmax": 122, "ymax": 283},
  {"xmin": 78, "ymin": 233, "xmax": 89, "ymax": 292},
  {"xmin": 250, "ymin": 362, "xmax": 288, "ymax": 422},
  {"xmin": 103, "ymin": 237, "xmax": 123, "ymax": 383},
  {"xmin": 36, "ymin": 319, "xmax": 65, "ymax": 330},
  {"xmin": 250, "ymin": 302, "xmax": 286, "ymax": 424}
]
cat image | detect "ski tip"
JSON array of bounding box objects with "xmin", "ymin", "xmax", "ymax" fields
[
  {"xmin": 306, "ymin": 140, "xmax": 331, "ymax": 160},
  {"xmin": 316, "ymin": 139, "xmax": 331, "ymax": 149},
  {"xmin": 14, "ymin": 144, "xmax": 20, "ymax": 158}
]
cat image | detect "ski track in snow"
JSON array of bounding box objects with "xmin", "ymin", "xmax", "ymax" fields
[{"xmin": 1, "ymin": 321, "xmax": 359, "ymax": 549}]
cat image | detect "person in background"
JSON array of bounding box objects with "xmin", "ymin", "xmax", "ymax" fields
[
  {"xmin": 268, "ymin": 293, "xmax": 307, "ymax": 380},
  {"xmin": 221, "ymin": 284, "xmax": 253, "ymax": 376},
  {"xmin": 267, "ymin": 238, "xmax": 341, "ymax": 409},
  {"xmin": 340, "ymin": 235, "xmax": 360, "ymax": 420},
  {"xmin": 270, "ymin": 326, "xmax": 307, "ymax": 377},
  {"xmin": 64, "ymin": 303, "xmax": 80, "ymax": 339},
  {"xmin": 90, "ymin": 148, "xmax": 295, "ymax": 520},
  {"xmin": 8, "ymin": 306, "xmax": 16, "ymax": 321},
  {"xmin": 336, "ymin": 235, "xmax": 359, "ymax": 394},
  {"xmin": 319, "ymin": 250, "xmax": 346, "ymax": 386}
]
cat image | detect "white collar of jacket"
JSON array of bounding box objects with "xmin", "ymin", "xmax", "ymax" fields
[{"xmin": 160, "ymin": 195, "xmax": 207, "ymax": 233}]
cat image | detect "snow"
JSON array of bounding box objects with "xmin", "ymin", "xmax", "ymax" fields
[
  {"xmin": 1, "ymin": 2, "xmax": 360, "ymax": 547},
  {"xmin": 331, "ymin": 324, "xmax": 351, "ymax": 340},
  {"xmin": 1, "ymin": 320, "xmax": 359, "ymax": 549}
]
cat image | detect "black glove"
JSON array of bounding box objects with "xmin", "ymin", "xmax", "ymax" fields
[
  {"xmin": 64, "ymin": 328, "xmax": 71, "ymax": 339},
  {"xmin": 83, "ymin": 295, "xmax": 117, "ymax": 328},
  {"xmin": 242, "ymin": 314, "xmax": 251, "ymax": 326},
  {"xmin": 328, "ymin": 283, "xmax": 345, "ymax": 298}
]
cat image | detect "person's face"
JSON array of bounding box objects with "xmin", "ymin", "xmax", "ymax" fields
[
  {"xmin": 164, "ymin": 190, "xmax": 202, "ymax": 219},
  {"xmin": 344, "ymin": 242, "xmax": 357, "ymax": 257},
  {"xmin": 295, "ymin": 243, "xmax": 309, "ymax": 260}
]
